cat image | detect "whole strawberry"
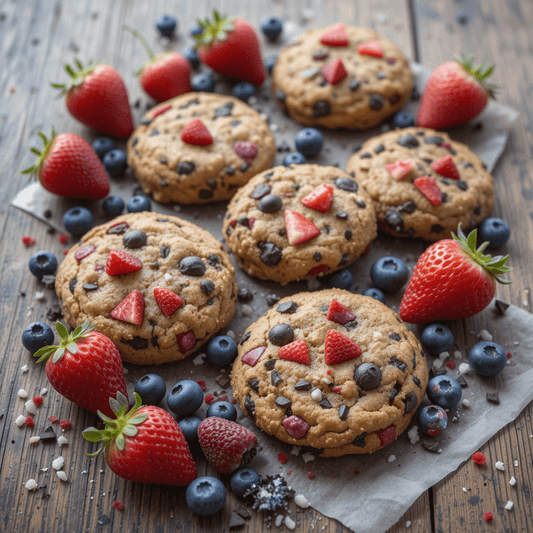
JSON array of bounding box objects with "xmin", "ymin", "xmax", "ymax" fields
[
  {"xmin": 198, "ymin": 417, "xmax": 258, "ymax": 474},
  {"xmin": 399, "ymin": 225, "xmax": 511, "ymax": 324},
  {"xmin": 195, "ymin": 11, "xmax": 265, "ymax": 86},
  {"xmin": 34, "ymin": 321, "xmax": 127, "ymax": 418},
  {"xmin": 51, "ymin": 60, "xmax": 134, "ymax": 138},
  {"xmin": 83, "ymin": 392, "xmax": 197, "ymax": 486},
  {"xmin": 22, "ymin": 129, "xmax": 109, "ymax": 200},
  {"xmin": 416, "ymin": 55, "xmax": 495, "ymax": 130}
]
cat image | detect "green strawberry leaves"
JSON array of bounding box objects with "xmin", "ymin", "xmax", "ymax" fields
[
  {"xmin": 456, "ymin": 54, "xmax": 498, "ymax": 96},
  {"xmin": 21, "ymin": 128, "xmax": 57, "ymax": 177},
  {"xmin": 194, "ymin": 10, "xmax": 235, "ymax": 47},
  {"xmin": 50, "ymin": 59, "xmax": 99, "ymax": 96}
]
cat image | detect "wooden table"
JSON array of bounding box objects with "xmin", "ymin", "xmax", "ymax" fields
[{"xmin": 1, "ymin": 1, "xmax": 533, "ymax": 532}]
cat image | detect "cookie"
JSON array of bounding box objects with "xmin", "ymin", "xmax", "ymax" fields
[
  {"xmin": 346, "ymin": 127, "xmax": 495, "ymax": 241},
  {"xmin": 271, "ymin": 24, "xmax": 413, "ymax": 129},
  {"xmin": 127, "ymin": 93, "xmax": 276, "ymax": 204},
  {"xmin": 231, "ymin": 289, "xmax": 428, "ymax": 456},
  {"xmin": 222, "ymin": 164, "xmax": 377, "ymax": 284},
  {"xmin": 55, "ymin": 212, "xmax": 237, "ymax": 365}
]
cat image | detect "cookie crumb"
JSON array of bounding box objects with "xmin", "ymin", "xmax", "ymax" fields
[
  {"xmin": 285, "ymin": 516, "xmax": 296, "ymax": 530},
  {"xmin": 495, "ymin": 461, "xmax": 505, "ymax": 471},
  {"xmin": 486, "ymin": 392, "xmax": 500, "ymax": 404},
  {"xmin": 25, "ymin": 479, "xmax": 38, "ymax": 490},
  {"xmin": 504, "ymin": 501, "xmax": 514, "ymax": 511},
  {"xmin": 294, "ymin": 494, "xmax": 310, "ymax": 508},
  {"xmin": 509, "ymin": 476, "xmax": 517, "ymax": 486}
]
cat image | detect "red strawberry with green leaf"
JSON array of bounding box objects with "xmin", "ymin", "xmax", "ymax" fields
[
  {"xmin": 284, "ymin": 209, "xmax": 320, "ymax": 245},
  {"xmin": 321, "ymin": 58, "xmax": 348, "ymax": 85},
  {"xmin": 385, "ymin": 159, "xmax": 414, "ymax": 180},
  {"xmin": 319, "ymin": 23, "xmax": 349, "ymax": 47},
  {"xmin": 110, "ymin": 290, "xmax": 145, "ymax": 325},
  {"xmin": 34, "ymin": 321, "xmax": 127, "ymax": 419},
  {"xmin": 357, "ymin": 40, "xmax": 384, "ymax": 58},
  {"xmin": 154, "ymin": 287, "xmax": 183, "ymax": 317},
  {"xmin": 430, "ymin": 155, "xmax": 460, "ymax": 180},
  {"xmin": 195, "ymin": 11, "xmax": 265, "ymax": 86},
  {"xmin": 301, "ymin": 184, "xmax": 334, "ymax": 212},
  {"xmin": 21, "ymin": 129, "xmax": 109, "ymax": 200},
  {"xmin": 278, "ymin": 339, "xmax": 310, "ymax": 365},
  {"xmin": 327, "ymin": 300, "xmax": 356, "ymax": 325},
  {"xmin": 399, "ymin": 225, "xmax": 512, "ymax": 324},
  {"xmin": 324, "ymin": 329, "xmax": 362, "ymax": 365},
  {"xmin": 180, "ymin": 118, "xmax": 213, "ymax": 146},
  {"xmin": 83, "ymin": 392, "xmax": 197, "ymax": 486},
  {"xmin": 106, "ymin": 249, "xmax": 142, "ymax": 276},
  {"xmin": 413, "ymin": 176, "xmax": 442, "ymax": 206},
  {"xmin": 51, "ymin": 60, "xmax": 133, "ymax": 138}
]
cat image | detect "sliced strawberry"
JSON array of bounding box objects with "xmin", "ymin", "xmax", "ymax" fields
[
  {"xmin": 301, "ymin": 184, "xmax": 334, "ymax": 212},
  {"xmin": 151, "ymin": 103, "xmax": 172, "ymax": 119},
  {"xmin": 324, "ymin": 329, "xmax": 362, "ymax": 365},
  {"xmin": 377, "ymin": 426, "xmax": 396, "ymax": 446},
  {"xmin": 110, "ymin": 290, "xmax": 145, "ymax": 325},
  {"xmin": 106, "ymin": 249, "xmax": 142, "ymax": 276},
  {"xmin": 284, "ymin": 209, "xmax": 320, "ymax": 246},
  {"xmin": 177, "ymin": 330, "xmax": 196, "ymax": 352},
  {"xmin": 430, "ymin": 155, "xmax": 460, "ymax": 180},
  {"xmin": 357, "ymin": 40, "xmax": 384, "ymax": 58},
  {"xmin": 154, "ymin": 287, "xmax": 183, "ymax": 317},
  {"xmin": 321, "ymin": 58, "xmax": 348, "ymax": 85},
  {"xmin": 233, "ymin": 142, "xmax": 258, "ymax": 165},
  {"xmin": 180, "ymin": 118, "xmax": 213, "ymax": 146},
  {"xmin": 413, "ymin": 176, "xmax": 442, "ymax": 206},
  {"xmin": 385, "ymin": 159, "xmax": 414, "ymax": 180},
  {"xmin": 241, "ymin": 346, "xmax": 266, "ymax": 367},
  {"xmin": 278, "ymin": 339, "xmax": 310, "ymax": 365},
  {"xmin": 75, "ymin": 245, "xmax": 96, "ymax": 262},
  {"xmin": 307, "ymin": 265, "xmax": 329, "ymax": 276},
  {"xmin": 327, "ymin": 299, "xmax": 356, "ymax": 325},
  {"xmin": 318, "ymin": 23, "xmax": 349, "ymax": 47}
]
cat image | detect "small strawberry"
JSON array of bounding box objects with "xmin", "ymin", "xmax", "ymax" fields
[
  {"xmin": 180, "ymin": 118, "xmax": 213, "ymax": 146},
  {"xmin": 154, "ymin": 287, "xmax": 183, "ymax": 317},
  {"xmin": 324, "ymin": 329, "xmax": 362, "ymax": 365},
  {"xmin": 430, "ymin": 155, "xmax": 460, "ymax": 180},
  {"xmin": 278, "ymin": 339, "xmax": 311, "ymax": 365},
  {"xmin": 83, "ymin": 392, "xmax": 197, "ymax": 486},
  {"xmin": 21, "ymin": 129, "xmax": 109, "ymax": 200},
  {"xmin": 413, "ymin": 176, "xmax": 442, "ymax": 206},
  {"xmin": 321, "ymin": 58, "xmax": 348, "ymax": 85},
  {"xmin": 110, "ymin": 290, "xmax": 145, "ymax": 326},
  {"xmin": 51, "ymin": 60, "xmax": 133, "ymax": 138},
  {"xmin": 326, "ymin": 300, "xmax": 356, "ymax": 325},
  {"xmin": 318, "ymin": 23, "xmax": 349, "ymax": 47},
  {"xmin": 357, "ymin": 40, "xmax": 384, "ymax": 58},
  {"xmin": 34, "ymin": 321, "xmax": 127, "ymax": 418},
  {"xmin": 195, "ymin": 11, "xmax": 265, "ymax": 86},
  {"xmin": 416, "ymin": 55, "xmax": 496, "ymax": 130},
  {"xmin": 385, "ymin": 159, "xmax": 414, "ymax": 180},
  {"xmin": 177, "ymin": 330, "xmax": 196, "ymax": 353},
  {"xmin": 301, "ymin": 184, "xmax": 334, "ymax": 212},
  {"xmin": 284, "ymin": 209, "xmax": 320, "ymax": 245},
  {"xmin": 197, "ymin": 417, "xmax": 258, "ymax": 474},
  {"xmin": 106, "ymin": 249, "xmax": 142, "ymax": 276},
  {"xmin": 233, "ymin": 142, "xmax": 259, "ymax": 165},
  {"xmin": 399, "ymin": 225, "xmax": 512, "ymax": 324}
]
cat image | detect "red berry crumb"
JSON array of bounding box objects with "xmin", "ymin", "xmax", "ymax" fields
[
  {"xmin": 204, "ymin": 394, "xmax": 215, "ymax": 405},
  {"xmin": 49, "ymin": 416, "xmax": 59, "ymax": 424},
  {"xmin": 307, "ymin": 472, "xmax": 315, "ymax": 479},
  {"xmin": 59, "ymin": 420, "xmax": 72, "ymax": 430},
  {"xmin": 58, "ymin": 234, "xmax": 69, "ymax": 245},
  {"xmin": 230, "ymin": 399, "xmax": 237, "ymax": 405},
  {"xmin": 286, "ymin": 470, "xmax": 293, "ymax": 476},
  {"xmin": 484, "ymin": 511, "xmax": 493, "ymax": 522},
  {"xmin": 332, "ymin": 386, "xmax": 342, "ymax": 393},
  {"xmin": 113, "ymin": 501, "xmax": 125, "ymax": 511},
  {"xmin": 445, "ymin": 361, "xmax": 456, "ymax": 369},
  {"xmin": 32, "ymin": 396, "xmax": 44, "ymax": 407},
  {"xmin": 326, "ymin": 369, "xmax": 332, "ymax": 375},
  {"xmin": 361, "ymin": 246, "xmax": 371, "ymax": 256},
  {"xmin": 63, "ymin": 249, "xmax": 69, "ymax": 255},
  {"xmin": 22, "ymin": 235, "xmax": 36, "ymax": 246},
  {"xmin": 506, "ymin": 352, "xmax": 512, "ymax": 359},
  {"xmin": 197, "ymin": 380, "xmax": 207, "ymax": 391},
  {"xmin": 354, "ymin": 469, "xmax": 360, "ymax": 475},
  {"xmin": 277, "ymin": 453, "xmax": 287, "ymax": 464},
  {"xmin": 472, "ymin": 451, "xmax": 486, "ymax": 466},
  {"xmin": 25, "ymin": 416, "xmax": 35, "ymax": 427}
]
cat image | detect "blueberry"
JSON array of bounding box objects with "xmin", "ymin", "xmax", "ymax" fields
[
  {"xmin": 192, "ymin": 73, "xmax": 215, "ymax": 92},
  {"xmin": 190, "ymin": 24, "xmax": 204, "ymax": 37},
  {"xmin": 391, "ymin": 110, "xmax": 415, "ymax": 129},
  {"xmin": 328, "ymin": 269, "xmax": 354, "ymax": 290},
  {"xmin": 29, "ymin": 251, "xmax": 58, "ymax": 280},
  {"xmin": 230, "ymin": 467, "xmax": 260, "ymax": 498},
  {"xmin": 421, "ymin": 324, "xmax": 454, "ymax": 356},
  {"xmin": 266, "ymin": 56, "xmax": 277, "ymax": 76},
  {"xmin": 478, "ymin": 218, "xmax": 510, "ymax": 248},
  {"xmin": 186, "ymin": 476, "xmax": 226, "ymax": 515},
  {"xmin": 183, "ymin": 46, "xmax": 200, "ymax": 69},
  {"xmin": 134, "ymin": 374, "xmax": 166, "ymax": 405},
  {"xmin": 102, "ymin": 195, "xmax": 125, "ymax": 217},
  {"xmin": 295, "ymin": 128, "xmax": 323, "ymax": 157},
  {"xmin": 232, "ymin": 82, "xmax": 256, "ymax": 102},
  {"xmin": 92, "ymin": 137, "xmax": 116, "ymax": 159},
  {"xmin": 127, "ymin": 195, "xmax": 151, "ymax": 213},
  {"xmin": 63, "ymin": 206, "xmax": 93, "ymax": 237},
  {"xmin": 206, "ymin": 401, "xmax": 237, "ymax": 422},
  {"xmin": 370, "ymin": 256, "xmax": 408, "ymax": 292},
  {"xmin": 427, "ymin": 375, "xmax": 462, "ymax": 410},
  {"xmin": 261, "ymin": 17, "xmax": 283, "ymax": 41},
  {"xmin": 417, "ymin": 405, "xmax": 448, "ymax": 436},
  {"xmin": 155, "ymin": 15, "xmax": 177, "ymax": 37},
  {"xmin": 103, "ymin": 149, "xmax": 127, "ymax": 177},
  {"xmin": 167, "ymin": 379, "xmax": 204, "ymax": 417},
  {"xmin": 363, "ymin": 287, "xmax": 386, "ymax": 304},
  {"xmin": 283, "ymin": 152, "xmax": 307, "ymax": 166},
  {"xmin": 21, "ymin": 322, "xmax": 54, "ymax": 353},
  {"xmin": 178, "ymin": 416, "xmax": 203, "ymax": 449},
  {"xmin": 469, "ymin": 341, "xmax": 507, "ymax": 377},
  {"xmin": 206, "ymin": 335, "xmax": 238, "ymax": 366}
]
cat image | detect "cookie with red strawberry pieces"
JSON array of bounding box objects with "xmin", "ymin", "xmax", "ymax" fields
[
  {"xmin": 55, "ymin": 212, "xmax": 237, "ymax": 365},
  {"xmin": 223, "ymin": 165, "xmax": 377, "ymax": 284},
  {"xmin": 346, "ymin": 127, "xmax": 495, "ymax": 241},
  {"xmin": 127, "ymin": 92, "xmax": 276, "ymax": 204},
  {"xmin": 272, "ymin": 25, "xmax": 413, "ymax": 129},
  {"xmin": 231, "ymin": 289, "xmax": 428, "ymax": 456}
]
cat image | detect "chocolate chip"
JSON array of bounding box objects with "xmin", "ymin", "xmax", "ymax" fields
[
  {"xmin": 244, "ymin": 395, "xmax": 256, "ymax": 419},
  {"xmin": 399, "ymin": 201, "xmax": 416, "ymax": 214},
  {"xmin": 369, "ymin": 94, "xmax": 385, "ymax": 110},
  {"xmin": 131, "ymin": 137, "xmax": 138, "ymax": 147},
  {"xmin": 355, "ymin": 199, "xmax": 367, "ymax": 209},
  {"xmin": 277, "ymin": 301, "xmax": 298, "ymax": 314},
  {"xmin": 238, "ymin": 288, "xmax": 253, "ymax": 302},
  {"xmin": 46, "ymin": 305, "xmax": 62, "ymax": 322},
  {"xmin": 199, "ymin": 189, "xmax": 213, "ymax": 200},
  {"xmin": 441, "ymin": 193, "xmax": 449, "ymax": 204},
  {"xmin": 179, "ymin": 256, "xmax": 206, "ymax": 276},
  {"xmin": 40, "ymin": 425, "xmax": 56, "ymax": 441},
  {"xmin": 214, "ymin": 101, "xmax": 234, "ymax": 118},
  {"xmin": 160, "ymin": 246, "xmax": 170, "ymax": 258},
  {"xmin": 230, "ymin": 120, "xmax": 241, "ymax": 127},
  {"xmin": 123, "ymin": 230, "xmax": 147, "ymax": 249},
  {"xmin": 69, "ymin": 279, "xmax": 77, "ymax": 293},
  {"xmin": 201, "ymin": 280, "xmax": 215, "ymax": 295},
  {"xmin": 276, "ymin": 90, "xmax": 286, "ymax": 104},
  {"xmin": 390, "ymin": 357, "xmax": 407, "ymax": 371},
  {"xmin": 248, "ymin": 378, "xmax": 259, "ymax": 392},
  {"xmin": 258, "ymin": 194, "xmax": 283, "ymax": 214},
  {"xmin": 271, "ymin": 370, "xmax": 282, "ymax": 386},
  {"xmin": 313, "ymin": 100, "xmax": 331, "ymax": 118},
  {"xmin": 462, "ymin": 162, "xmax": 474, "ymax": 169},
  {"xmin": 240, "ymin": 162, "xmax": 250, "ymax": 172},
  {"xmin": 413, "ymin": 376, "xmax": 421, "ymax": 388},
  {"xmin": 150, "ymin": 261, "xmax": 159, "ymax": 270},
  {"xmin": 159, "ymin": 157, "xmax": 167, "ymax": 164},
  {"xmin": 389, "ymin": 333, "xmax": 401, "ymax": 341},
  {"xmin": 240, "ymin": 331, "xmax": 251, "ymax": 345},
  {"xmin": 121, "ymin": 336, "xmax": 149, "ymax": 350},
  {"xmin": 295, "ymin": 380, "xmax": 312, "ymax": 391},
  {"xmin": 319, "ymin": 398, "xmax": 332, "ymax": 409},
  {"xmin": 354, "ymin": 363, "xmax": 382, "ymax": 390},
  {"xmin": 431, "ymin": 224, "xmax": 445, "ymax": 234},
  {"xmin": 384, "ymin": 208, "xmax": 403, "ymax": 228},
  {"xmin": 178, "ymin": 97, "xmax": 200, "ymax": 109},
  {"xmin": 323, "ymin": 226, "xmax": 330, "ymax": 234},
  {"xmin": 359, "ymin": 152, "xmax": 372, "ymax": 159},
  {"xmin": 352, "ymin": 433, "xmax": 367, "ymax": 448},
  {"xmin": 268, "ymin": 324, "xmax": 294, "ymax": 346},
  {"xmin": 338, "ymin": 253, "xmax": 350, "ymax": 266},
  {"xmin": 495, "ymin": 299, "xmax": 510, "ymax": 315},
  {"xmin": 422, "ymin": 438, "xmax": 441, "ymax": 453},
  {"xmin": 140, "ymin": 118, "xmax": 152, "ymax": 126},
  {"xmin": 403, "ymin": 392, "xmax": 418, "ymax": 413},
  {"xmin": 264, "ymin": 359, "xmax": 276, "ymax": 370},
  {"xmin": 259, "ymin": 242, "xmax": 282, "ymax": 266},
  {"xmin": 338, "ymin": 404, "xmax": 350, "ymax": 420},
  {"xmin": 344, "ymin": 229, "xmax": 352, "ymax": 240},
  {"xmin": 423, "ymin": 135, "xmax": 444, "ymax": 146},
  {"xmin": 486, "ymin": 392, "xmax": 500, "ymax": 404},
  {"xmin": 456, "ymin": 180, "xmax": 468, "ymax": 191},
  {"xmin": 251, "ymin": 183, "xmax": 271, "ymax": 200},
  {"xmin": 266, "ymin": 294, "xmax": 281, "ymax": 306},
  {"xmin": 334, "ymin": 177, "xmax": 358, "ymax": 192},
  {"xmin": 397, "ymin": 134, "xmax": 420, "ymax": 148},
  {"xmin": 176, "ymin": 161, "xmax": 196, "ymax": 175},
  {"xmin": 237, "ymin": 216, "xmax": 249, "ymax": 227},
  {"xmin": 389, "ymin": 384, "xmax": 399, "ymax": 402},
  {"xmin": 207, "ymin": 254, "xmax": 220, "ymax": 268},
  {"xmin": 275, "ymin": 396, "xmax": 291, "ymax": 408},
  {"xmin": 277, "ymin": 229, "xmax": 286, "ymax": 236},
  {"xmin": 456, "ymin": 375, "xmax": 468, "ymax": 388},
  {"xmin": 313, "ymin": 252, "xmax": 322, "ymax": 261},
  {"xmin": 336, "ymin": 211, "xmax": 348, "ymax": 219},
  {"xmin": 374, "ymin": 144, "xmax": 385, "ymax": 154},
  {"xmin": 228, "ymin": 512, "xmax": 247, "ymax": 529},
  {"xmin": 473, "ymin": 205, "xmax": 482, "ymax": 216},
  {"xmin": 82, "ymin": 283, "xmax": 98, "ymax": 291},
  {"xmin": 149, "ymin": 129, "xmax": 159, "ymax": 137},
  {"xmin": 225, "ymin": 165, "xmax": 236, "ymax": 175}
]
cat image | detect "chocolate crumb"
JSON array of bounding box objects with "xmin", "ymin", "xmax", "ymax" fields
[{"xmin": 486, "ymin": 392, "xmax": 500, "ymax": 404}]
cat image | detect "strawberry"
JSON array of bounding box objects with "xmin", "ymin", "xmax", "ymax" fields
[
  {"xmin": 51, "ymin": 60, "xmax": 133, "ymax": 138},
  {"xmin": 197, "ymin": 417, "xmax": 258, "ymax": 474},
  {"xmin": 278, "ymin": 339, "xmax": 311, "ymax": 365},
  {"xmin": 430, "ymin": 155, "xmax": 460, "ymax": 180},
  {"xmin": 110, "ymin": 290, "xmax": 145, "ymax": 325},
  {"xmin": 416, "ymin": 55, "xmax": 495, "ymax": 130},
  {"xmin": 154, "ymin": 287, "xmax": 183, "ymax": 317},
  {"xmin": 385, "ymin": 159, "xmax": 414, "ymax": 180},
  {"xmin": 357, "ymin": 40, "xmax": 384, "ymax": 58},
  {"xmin": 301, "ymin": 184, "xmax": 334, "ymax": 212},
  {"xmin": 321, "ymin": 58, "xmax": 348, "ymax": 85},
  {"xmin": 83, "ymin": 392, "xmax": 197, "ymax": 486},
  {"xmin": 326, "ymin": 300, "xmax": 356, "ymax": 325},
  {"xmin": 399, "ymin": 225, "xmax": 512, "ymax": 324},
  {"xmin": 195, "ymin": 11, "xmax": 265, "ymax": 86},
  {"xmin": 176, "ymin": 330, "xmax": 196, "ymax": 353},
  {"xmin": 34, "ymin": 321, "xmax": 127, "ymax": 419},
  {"xmin": 324, "ymin": 329, "xmax": 362, "ymax": 365},
  {"xmin": 180, "ymin": 118, "xmax": 213, "ymax": 146},
  {"xmin": 318, "ymin": 23, "xmax": 349, "ymax": 47},
  {"xmin": 413, "ymin": 176, "xmax": 442, "ymax": 206},
  {"xmin": 284, "ymin": 209, "xmax": 320, "ymax": 245},
  {"xmin": 106, "ymin": 249, "xmax": 142, "ymax": 276},
  {"xmin": 21, "ymin": 129, "xmax": 109, "ymax": 200}
]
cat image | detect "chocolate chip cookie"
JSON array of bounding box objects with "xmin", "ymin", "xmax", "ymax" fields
[
  {"xmin": 231, "ymin": 289, "xmax": 428, "ymax": 456},
  {"xmin": 346, "ymin": 127, "xmax": 495, "ymax": 241},
  {"xmin": 222, "ymin": 164, "xmax": 377, "ymax": 284},
  {"xmin": 127, "ymin": 93, "xmax": 276, "ymax": 204},
  {"xmin": 55, "ymin": 212, "xmax": 237, "ymax": 365},
  {"xmin": 271, "ymin": 24, "xmax": 413, "ymax": 129}
]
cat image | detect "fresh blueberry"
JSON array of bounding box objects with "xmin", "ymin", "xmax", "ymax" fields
[
  {"xmin": 186, "ymin": 476, "xmax": 226, "ymax": 515},
  {"xmin": 29, "ymin": 251, "xmax": 58, "ymax": 280},
  {"xmin": 295, "ymin": 128, "xmax": 323, "ymax": 157},
  {"xmin": 363, "ymin": 288, "xmax": 386, "ymax": 304},
  {"xmin": 266, "ymin": 56, "xmax": 277, "ymax": 76},
  {"xmin": 134, "ymin": 374, "xmax": 166, "ymax": 405},
  {"xmin": 417, "ymin": 405, "xmax": 448, "ymax": 436},
  {"xmin": 469, "ymin": 341, "xmax": 507, "ymax": 377},
  {"xmin": 155, "ymin": 15, "xmax": 177, "ymax": 37},
  {"xmin": 370, "ymin": 256, "xmax": 408, "ymax": 292},
  {"xmin": 421, "ymin": 324, "xmax": 454, "ymax": 356},
  {"xmin": 192, "ymin": 73, "xmax": 215, "ymax": 92},
  {"xmin": 206, "ymin": 335, "xmax": 238, "ymax": 367},
  {"xmin": 261, "ymin": 17, "xmax": 283, "ymax": 40},
  {"xmin": 178, "ymin": 416, "xmax": 203, "ymax": 449},
  {"xmin": 232, "ymin": 82, "xmax": 256, "ymax": 102},
  {"xmin": 206, "ymin": 401, "xmax": 237, "ymax": 422},
  {"xmin": 102, "ymin": 195, "xmax": 125, "ymax": 217},
  {"xmin": 190, "ymin": 24, "xmax": 204, "ymax": 37},
  {"xmin": 328, "ymin": 269, "xmax": 354, "ymax": 290},
  {"xmin": 167, "ymin": 379, "xmax": 204, "ymax": 417},
  {"xmin": 103, "ymin": 149, "xmax": 127, "ymax": 177},
  {"xmin": 230, "ymin": 467, "xmax": 260, "ymax": 498},
  {"xmin": 63, "ymin": 206, "xmax": 93, "ymax": 237},
  {"xmin": 283, "ymin": 152, "xmax": 307, "ymax": 166},
  {"xmin": 478, "ymin": 218, "xmax": 510, "ymax": 248},
  {"xmin": 92, "ymin": 137, "xmax": 116, "ymax": 159},
  {"xmin": 21, "ymin": 322, "xmax": 54, "ymax": 353},
  {"xmin": 426, "ymin": 375, "xmax": 462, "ymax": 410},
  {"xmin": 127, "ymin": 195, "xmax": 152, "ymax": 213},
  {"xmin": 391, "ymin": 110, "xmax": 415, "ymax": 129},
  {"xmin": 183, "ymin": 46, "xmax": 200, "ymax": 69}
]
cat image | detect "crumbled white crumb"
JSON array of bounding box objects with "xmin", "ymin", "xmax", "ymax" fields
[
  {"xmin": 25, "ymin": 400, "xmax": 36, "ymax": 415},
  {"xmin": 21, "ymin": 365, "xmax": 29, "ymax": 373},
  {"xmin": 462, "ymin": 487, "xmax": 467, "ymax": 493},
  {"xmin": 248, "ymin": 96, "xmax": 258, "ymax": 106},
  {"xmin": 25, "ymin": 479, "xmax": 38, "ymax": 490},
  {"xmin": 321, "ymin": 377, "xmax": 332, "ymax": 386},
  {"xmin": 387, "ymin": 455, "xmax": 396, "ymax": 463},
  {"xmin": 373, "ymin": 331, "xmax": 386, "ymax": 341},
  {"xmin": 458, "ymin": 363, "xmax": 471, "ymax": 374},
  {"xmin": 495, "ymin": 461, "xmax": 505, "ymax": 471},
  {"xmin": 433, "ymin": 359, "xmax": 443, "ymax": 369},
  {"xmin": 164, "ymin": 272, "xmax": 172, "ymax": 281},
  {"xmin": 100, "ymin": 469, "xmax": 104, "ymax": 473},
  {"xmin": 514, "ymin": 460, "xmax": 519, "ymax": 467},
  {"xmin": 52, "ymin": 457, "xmax": 65, "ymax": 470},
  {"xmin": 295, "ymin": 494, "xmax": 310, "ymax": 508},
  {"xmin": 439, "ymin": 351, "xmax": 449, "ymax": 361},
  {"xmin": 275, "ymin": 515, "xmax": 284, "ymax": 527},
  {"xmin": 81, "ymin": 470, "xmax": 88, "ymax": 475},
  {"xmin": 454, "ymin": 350, "xmax": 462, "ymax": 359},
  {"xmin": 407, "ymin": 425, "xmax": 419, "ymax": 444},
  {"xmin": 241, "ymin": 304, "xmax": 252, "ymax": 316},
  {"xmin": 291, "ymin": 446, "xmax": 300, "ymax": 456},
  {"xmin": 505, "ymin": 501, "xmax": 514, "ymax": 511},
  {"xmin": 462, "ymin": 399, "xmax": 470, "ymax": 408},
  {"xmin": 35, "ymin": 291, "xmax": 45, "ymax": 301},
  {"xmin": 15, "ymin": 415, "xmax": 26, "ymax": 427},
  {"xmin": 225, "ymin": 330, "xmax": 236, "ymax": 341},
  {"xmin": 478, "ymin": 329, "xmax": 493, "ymax": 341},
  {"xmin": 29, "ymin": 436, "xmax": 40, "ymax": 444},
  {"xmin": 302, "ymin": 8, "xmax": 314, "ymax": 21},
  {"xmin": 270, "ymin": 123, "xmax": 279, "ymax": 132},
  {"xmin": 376, "ymin": 12, "xmax": 388, "ymax": 23},
  {"xmin": 172, "ymin": 204, "xmax": 181, "ymax": 212},
  {"xmin": 56, "ymin": 470, "xmax": 68, "ymax": 482},
  {"xmin": 40, "ymin": 387, "xmax": 48, "ymax": 395},
  {"xmin": 405, "ymin": 521, "xmax": 412, "ymax": 528},
  {"xmin": 260, "ymin": 113, "xmax": 268, "ymax": 121},
  {"xmin": 311, "ymin": 388, "xmax": 322, "ymax": 401},
  {"xmin": 285, "ymin": 516, "xmax": 296, "ymax": 530},
  {"xmin": 510, "ymin": 476, "xmax": 517, "ymax": 486},
  {"xmin": 192, "ymin": 353, "xmax": 206, "ymax": 366},
  {"xmin": 514, "ymin": 341, "xmax": 520, "ymax": 346},
  {"xmin": 302, "ymin": 453, "xmax": 315, "ymax": 463},
  {"xmin": 58, "ymin": 436, "xmax": 68, "ymax": 447},
  {"xmin": 17, "ymin": 389, "xmax": 28, "ymax": 399},
  {"xmin": 123, "ymin": 367, "xmax": 128, "ymax": 374},
  {"xmin": 306, "ymin": 278, "xmax": 321, "ymax": 291},
  {"xmin": 41, "ymin": 468, "xmax": 48, "ymax": 472}
]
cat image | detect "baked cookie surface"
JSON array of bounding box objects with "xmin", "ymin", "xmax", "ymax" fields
[
  {"xmin": 222, "ymin": 164, "xmax": 377, "ymax": 284},
  {"xmin": 55, "ymin": 212, "xmax": 237, "ymax": 365},
  {"xmin": 271, "ymin": 24, "xmax": 413, "ymax": 129},
  {"xmin": 231, "ymin": 289, "xmax": 428, "ymax": 456},
  {"xmin": 127, "ymin": 93, "xmax": 276, "ymax": 204},
  {"xmin": 346, "ymin": 127, "xmax": 495, "ymax": 241}
]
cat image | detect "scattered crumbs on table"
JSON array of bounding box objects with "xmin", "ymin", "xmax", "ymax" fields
[{"xmin": 495, "ymin": 461, "xmax": 505, "ymax": 471}]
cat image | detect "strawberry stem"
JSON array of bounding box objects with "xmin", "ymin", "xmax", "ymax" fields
[
  {"xmin": 50, "ymin": 59, "xmax": 99, "ymax": 96},
  {"xmin": 124, "ymin": 26, "xmax": 156, "ymax": 61},
  {"xmin": 21, "ymin": 128, "xmax": 56, "ymax": 177},
  {"xmin": 194, "ymin": 10, "xmax": 235, "ymax": 48},
  {"xmin": 455, "ymin": 54, "xmax": 498, "ymax": 95}
]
